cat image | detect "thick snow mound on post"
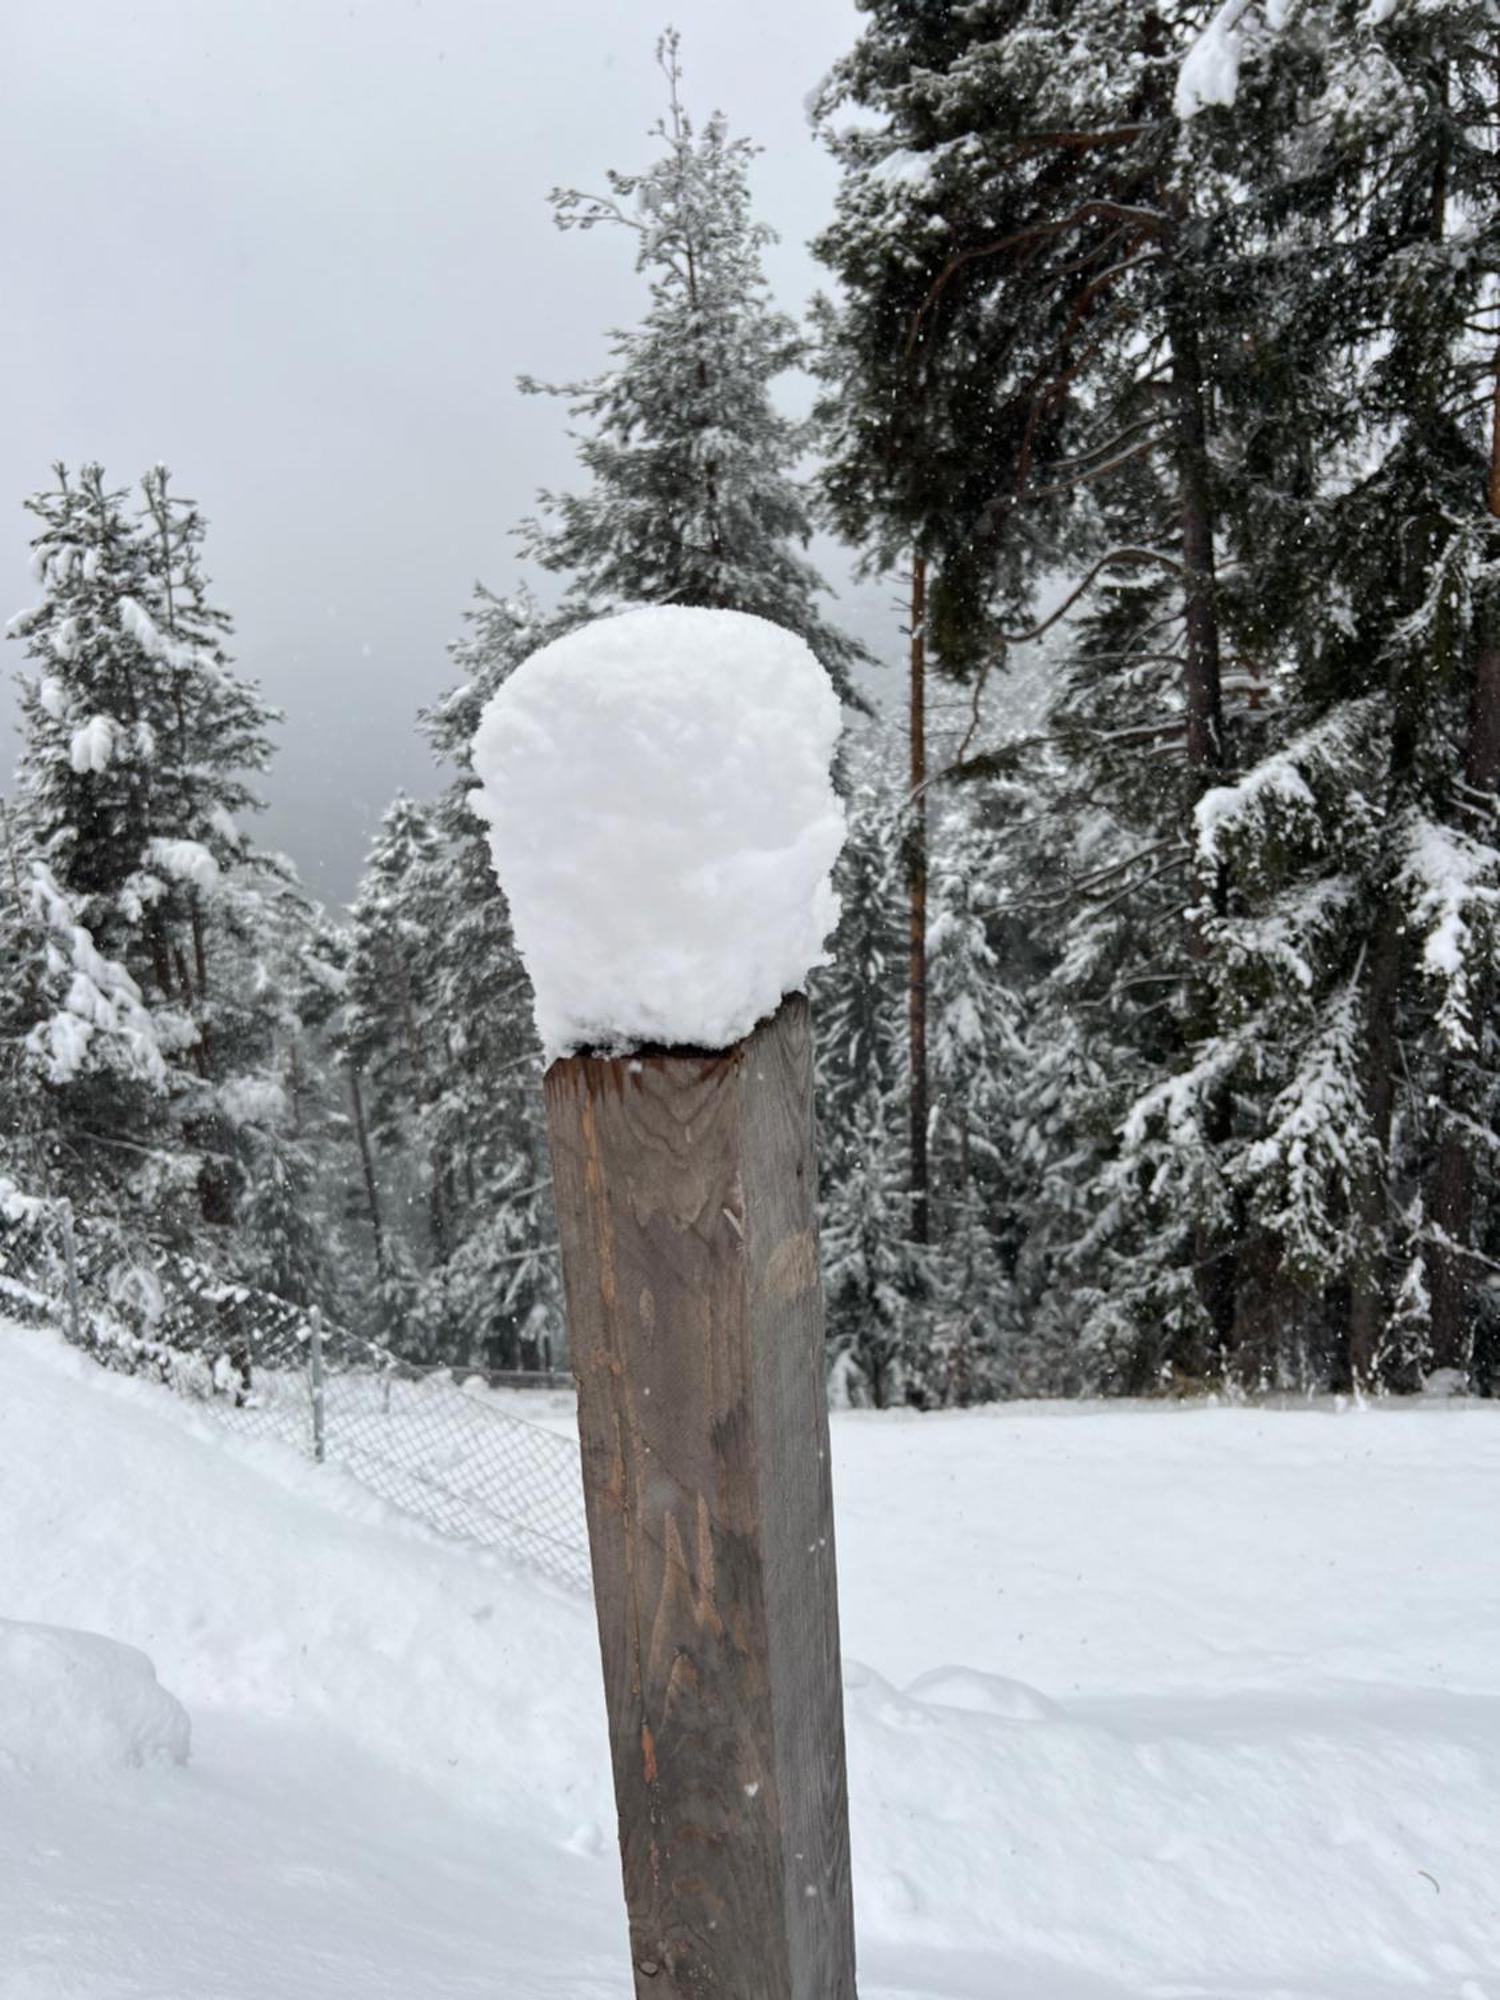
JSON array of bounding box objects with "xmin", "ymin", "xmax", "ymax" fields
[
  {"xmin": 470, "ymin": 606, "xmax": 845, "ymax": 1058},
  {"xmin": 0, "ymin": 1619, "xmax": 190, "ymax": 1776}
]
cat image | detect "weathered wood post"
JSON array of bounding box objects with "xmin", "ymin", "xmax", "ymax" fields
[
  {"xmin": 470, "ymin": 604, "xmax": 858, "ymax": 2000},
  {"xmin": 545, "ymin": 994, "xmax": 856, "ymax": 1998}
]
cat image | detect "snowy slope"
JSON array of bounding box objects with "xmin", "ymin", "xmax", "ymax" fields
[{"xmin": 3, "ymin": 1323, "xmax": 1499, "ymax": 1999}]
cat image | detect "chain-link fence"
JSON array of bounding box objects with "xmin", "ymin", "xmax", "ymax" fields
[
  {"xmin": 206, "ymin": 1352, "xmax": 590, "ymax": 1590},
  {"xmin": 0, "ymin": 1195, "xmax": 591, "ymax": 1593}
]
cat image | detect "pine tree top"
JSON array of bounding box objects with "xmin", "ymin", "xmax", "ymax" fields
[{"xmin": 517, "ymin": 33, "xmax": 868, "ymax": 708}]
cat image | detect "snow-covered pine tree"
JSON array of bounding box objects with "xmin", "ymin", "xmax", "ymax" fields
[
  {"xmin": 288, "ymin": 914, "xmax": 396, "ymax": 1343},
  {"xmin": 1342, "ymin": 0, "xmax": 1500, "ymax": 1393},
  {"xmin": 7, "ymin": 466, "xmax": 192, "ymax": 1293},
  {"xmin": 813, "ymin": 0, "xmax": 1402, "ymax": 1389},
  {"xmin": 0, "ymin": 846, "xmax": 169, "ymax": 1335},
  {"xmin": 343, "ymin": 794, "xmax": 450, "ymax": 1352},
  {"xmin": 518, "ymin": 31, "xmax": 866, "ymax": 708},
  {"xmin": 222, "ymin": 863, "xmax": 341, "ymax": 1320},
  {"xmin": 1028, "ymin": 2, "xmax": 1452, "ymax": 1389},
  {"xmin": 0, "ymin": 802, "xmax": 38, "ymax": 1204},
  {"xmin": 808, "ymin": 3, "xmax": 1182, "ymax": 1381},
  {"xmin": 814, "ymin": 755, "xmax": 1059, "ymax": 1403},
  {"xmin": 961, "ymin": 0, "xmax": 1500, "ymax": 1394},
  {"xmin": 130, "ymin": 466, "xmax": 301, "ymax": 1246},
  {"xmin": 1174, "ymin": 0, "xmax": 1500, "ymax": 1389},
  {"xmin": 10, "ymin": 467, "xmax": 198, "ymax": 1017},
  {"xmin": 811, "ymin": 1, "xmax": 1080, "ymax": 1391},
  {"xmin": 412, "ymin": 584, "xmax": 562, "ymax": 1370},
  {"xmin": 341, "ymin": 588, "xmax": 565, "ymax": 1370},
  {"xmin": 924, "ymin": 779, "xmax": 1034, "ymax": 1397},
  {"xmin": 813, "ymin": 735, "xmax": 930, "ymax": 1404},
  {"xmin": 0, "ymin": 792, "xmax": 171, "ymax": 1259},
  {"xmin": 810, "ymin": 0, "xmax": 1077, "ymax": 664},
  {"xmin": 7, "ymin": 463, "xmax": 320, "ymax": 1333}
]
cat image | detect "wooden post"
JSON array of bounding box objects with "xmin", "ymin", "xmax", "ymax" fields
[{"xmin": 544, "ymin": 993, "xmax": 857, "ymax": 2000}]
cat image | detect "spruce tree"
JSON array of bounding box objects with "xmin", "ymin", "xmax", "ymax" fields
[
  {"xmin": 343, "ymin": 794, "xmax": 450, "ymax": 1351},
  {"xmin": 811, "ymin": 1, "xmax": 1076, "ymax": 1390},
  {"xmin": 813, "ymin": 736, "xmax": 928, "ymax": 1403},
  {"xmin": 925, "ymin": 779, "xmax": 1032, "ymax": 1396},
  {"xmin": 415, "ymin": 585, "xmax": 562, "ymax": 1369},
  {"xmin": 8, "ymin": 463, "xmax": 318, "ymax": 1327},
  {"xmin": 811, "ymin": 0, "xmax": 1392, "ymax": 1390},
  {"xmin": 1179, "ymin": 0, "xmax": 1500, "ymax": 1388},
  {"xmin": 342, "ymin": 588, "xmax": 565, "ymax": 1368},
  {"xmin": 519, "ymin": 31, "xmax": 866, "ymax": 707}
]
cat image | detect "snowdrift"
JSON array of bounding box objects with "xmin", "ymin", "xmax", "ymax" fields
[
  {"xmin": 3, "ymin": 1322, "xmax": 1499, "ymax": 1999},
  {"xmin": 0, "ymin": 1619, "xmax": 189, "ymax": 1775}
]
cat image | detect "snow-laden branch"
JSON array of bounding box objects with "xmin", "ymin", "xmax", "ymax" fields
[
  {"xmin": 1194, "ymin": 698, "xmax": 1385, "ymax": 870},
  {"xmin": 1401, "ymin": 817, "xmax": 1500, "ymax": 1052}
]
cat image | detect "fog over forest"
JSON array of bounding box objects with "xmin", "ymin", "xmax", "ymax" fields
[{"xmin": 2, "ymin": 0, "xmax": 890, "ymax": 898}]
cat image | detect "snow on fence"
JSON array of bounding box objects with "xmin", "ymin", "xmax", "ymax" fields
[{"xmin": 0, "ymin": 1202, "xmax": 590, "ymax": 1593}]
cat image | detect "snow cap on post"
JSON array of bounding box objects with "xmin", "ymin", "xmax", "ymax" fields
[{"xmin": 470, "ymin": 605, "xmax": 845, "ymax": 1061}]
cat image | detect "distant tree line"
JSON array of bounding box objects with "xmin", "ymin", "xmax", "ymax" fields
[{"xmin": 4, "ymin": 8, "xmax": 1498, "ymax": 1401}]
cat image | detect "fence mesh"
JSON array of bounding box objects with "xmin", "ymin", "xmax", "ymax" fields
[
  {"xmin": 323, "ymin": 1370, "xmax": 589, "ymax": 1587},
  {"xmin": 0, "ymin": 1202, "xmax": 591, "ymax": 1593}
]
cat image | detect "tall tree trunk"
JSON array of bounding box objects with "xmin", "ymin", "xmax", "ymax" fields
[
  {"xmin": 1172, "ymin": 345, "xmax": 1226, "ymax": 798},
  {"xmin": 287, "ymin": 1040, "xmax": 304, "ymax": 1141},
  {"xmin": 1348, "ymin": 904, "xmax": 1404, "ymax": 1387},
  {"xmin": 1425, "ymin": 342, "xmax": 1500, "ymax": 1380},
  {"xmin": 1344, "ymin": 627, "xmax": 1428, "ymax": 1390},
  {"xmin": 347, "ymin": 1065, "xmax": 388, "ymax": 1280},
  {"xmin": 1348, "ymin": 89, "xmax": 1471, "ymax": 1388},
  {"xmin": 190, "ymin": 892, "xmax": 208, "ymax": 997},
  {"xmin": 1427, "ymin": 1124, "xmax": 1476, "ymax": 1378},
  {"xmin": 387, "ymin": 943, "xmax": 451, "ymax": 1264},
  {"xmin": 908, "ymin": 552, "xmax": 930, "ymax": 1250},
  {"xmin": 1166, "ymin": 274, "xmax": 1235, "ymax": 1365}
]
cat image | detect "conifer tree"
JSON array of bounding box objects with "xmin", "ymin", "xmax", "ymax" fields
[
  {"xmin": 925, "ymin": 780, "xmax": 1031, "ymax": 1396},
  {"xmin": 1174, "ymin": 0, "xmax": 1500, "ymax": 1388},
  {"xmin": 814, "ymin": 738, "xmax": 928, "ymax": 1403},
  {"xmin": 520, "ymin": 32, "xmax": 866, "ymax": 707},
  {"xmin": 415, "ymin": 584, "xmax": 562, "ymax": 1369},
  {"xmin": 0, "ymin": 796, "xmax": 171, "ymax": 1213},
  {"xmin": 1347, "ymin": 0, "xmax": 1500, "ymax": 1391},
  {"xmin": 7, "ymin": 463, "xmax": 317, "ymax": 1322},
  {"xmin": 811, "ymin": 0, "xmax": 1381, "ymax": 1389},
  {"xmin": 343, "ymin": 794, "xmax": 450, "ymax": 1350},
  {"xmin": 224, "ymin": 866, "xmax": 341, "ymax": 1318},
  {"xmin": 342, "ymin": 589, "xmax": 565, "ymax": 1368}
]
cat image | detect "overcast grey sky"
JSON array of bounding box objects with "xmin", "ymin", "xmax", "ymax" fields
[{"xmin": 2, "ymin": 0, "xmax": 899, "ymax": 901}]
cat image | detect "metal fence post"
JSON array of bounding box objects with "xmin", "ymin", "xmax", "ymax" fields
[
  {"xmin": 308, "ymin": 1306, "xmax": 326, "ymax": 1463},
  {"xmin": 56, "ymin": 1198, "xmax": 82, "ymax": 1349}
]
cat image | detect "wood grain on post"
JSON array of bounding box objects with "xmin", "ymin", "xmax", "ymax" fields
[{"xmin": 544, "ymin": 992, "xmax": 857, "ymax": 2000}]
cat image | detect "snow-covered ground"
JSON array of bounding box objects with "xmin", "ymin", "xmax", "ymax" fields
[{"xmin": 3, "ymin": 1321, "xmax": 1498, "ymax": 1999}]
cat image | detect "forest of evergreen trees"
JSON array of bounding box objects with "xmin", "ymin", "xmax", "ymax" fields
[{"xmin": 4, "ymin": 4, "xmax": 1498, "ymax": 1403}]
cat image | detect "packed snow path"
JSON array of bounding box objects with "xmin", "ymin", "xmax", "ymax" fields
[{"xmin": 3, "ymin": 1323, "xmax": 1498, "ymax": 1998}]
